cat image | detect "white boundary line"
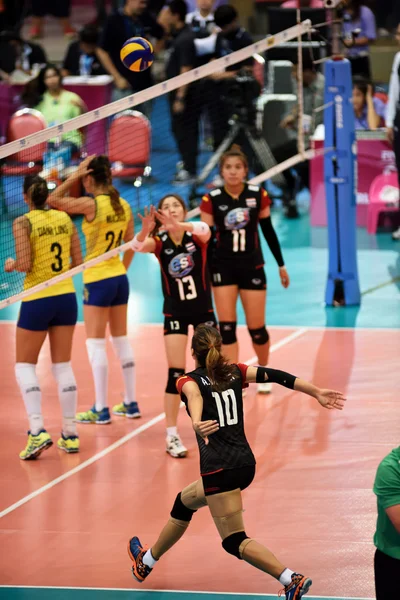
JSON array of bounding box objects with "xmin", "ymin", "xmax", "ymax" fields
[
  {"xmin": 0, "ymin": 328, "xmax": 307, "ymax": 520},
  {"xmin": 0, "ymin": 586, "xmax": 374, "ymax": 600}
]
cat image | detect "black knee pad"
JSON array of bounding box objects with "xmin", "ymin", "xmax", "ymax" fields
[
  {"xmin": 249, "ymin": 326, "xmax": 269, "ymax": 346},
  {"xmin": 220, "ymin": 322, "xmax": 237, "ymax": 345},
  {"xmin": 166, "ymin": 368, "xmax": 185, "ymax": 394},
  {"xmin": 170, "ymin": 492, "xmax": 197, "ymax": 522},
  {"xmin": 222, "ymin": 531, "xmax": 249, "ymax": 559}
]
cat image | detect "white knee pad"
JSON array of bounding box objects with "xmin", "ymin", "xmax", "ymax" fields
[
  {"xmin": 111, "ymin": 336, "xmax": 134, "ymax": 366},
  {"xmin": 52, "ymin": 362, "xmax": 77, "ymax": 390},
  {"xmin": 86, "ymin": 338, "xmax": 108, "ymax": 367}
]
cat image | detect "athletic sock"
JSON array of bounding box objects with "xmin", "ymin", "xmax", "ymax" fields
[
  {"xmin": 167, "ymin": 426, "xmax": 177, "ymax": 437},
  {"xmin": 86, "ymin": 338, "xmax": 108, "ymax": 411},
  {"xmin": 52, "ymin": 362, "xmax": 78, "ymax": 436},
  {"xmin": 15, "ymin": 363, "xmax": 43, "ymax": 435},
  {"xmin": 143, "ymin": 549, "xmax": 157, "ymax": 568},
  {"xmin": 279, "ymin": 568, "xmax": 294, "ymax": 587},
  {"xmin": 111, "ymin": 336, "xmax": 136, "ymax": 405}
]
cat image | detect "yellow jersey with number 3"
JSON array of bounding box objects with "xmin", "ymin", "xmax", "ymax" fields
[
  {"xmin": 23, "ymin": 208, "xmax": 75, "ymax": 301},
  {"xmin": 82, "ymin": 194, "xmax": 131, "ymax": 284}
]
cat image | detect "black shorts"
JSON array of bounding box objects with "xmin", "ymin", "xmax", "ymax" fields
[
  {"xmin": 211, "ymin": 261, "xmax": 267, "ymax": 290},
  {"xmin": 164, "ymin": 311, "xmax": 218, "ymax": 336},
  {"xmin": 202, "ymin": 464, "xmax": 256, "ymax": 497}
]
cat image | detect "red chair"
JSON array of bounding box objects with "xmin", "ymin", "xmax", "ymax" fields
[
  {"xmin": 2, "ymin": 108, "xmax": 47, "ymax": 176},
  {"xmin": 108, "ymin": 110, "xmax": 151, "ymax": 184},
  {"xmin": 367, "ymin": 171, "xmax": 399, "ymax": 234}
]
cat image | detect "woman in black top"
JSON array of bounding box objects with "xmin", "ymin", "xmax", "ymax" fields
[{"xmin": 127, "ymin": 324, "xmax": 345, "ymax": 600}]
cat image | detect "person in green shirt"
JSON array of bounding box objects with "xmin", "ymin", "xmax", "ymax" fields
[
  {"xmin": 373, "ymin": 446, "xmax": 400, "ymax": 600},
  {"xmin": 22, "ymin": 63, "xmax": 86, "ymax": 153}
]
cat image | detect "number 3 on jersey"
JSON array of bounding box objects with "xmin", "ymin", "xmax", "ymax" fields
[
  {"xmin": 232, "ymin": 229, "xmax": 246, "ymax": 252},
  {"xmin": 212, "ymin": 389, "xmax": 238, "ymax": 426}
]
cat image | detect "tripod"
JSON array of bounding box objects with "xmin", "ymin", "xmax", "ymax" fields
[{"xmin": 189, "ymin": 111, "xmax": 286, "ymax": 205}]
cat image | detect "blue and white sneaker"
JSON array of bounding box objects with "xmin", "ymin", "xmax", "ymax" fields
[
  {"xmin": 75, "ymin": 406, "xmax": 111, "ymax": 424},
  {"xmin": 127, "ymin": 536, "xmax": 152, "ymax": 582},
  {"xmin": 279, "ymin": 573, "xmax": 312, "ymax": 600},
  {"xmin": 112, "ymin": 401, "xmax": 141, "ymax": 419}
]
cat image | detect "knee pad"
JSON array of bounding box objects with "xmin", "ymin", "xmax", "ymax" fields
[
  {"xmin": 222, "ymin": 531, "xmax": 250, "ymax": 559},
  {"xmin": 213, "ymin": 507, "xmax": 245, "ymax": 540},
  {"xmin": 248, "ymin": 326, "xmax": 269, "ymax": 346},
  {"xmin": 86, "ymin": 338, "xmax": 108, "ymax": 367},
  {"xmin": 166, "ymin": 367, "xmax": 185, "ymax": 394},
  {"xmin": 181, "ymin": 479, "xmax": 207, "ymax": 511},
  {"xmin": 171, "ymin": 492, "xmax": 197, "ymax": 522},
  {"xmin": 51, "ymin": 362, "xmax": 77, "ymax": 391},
  {"xmin": 111, "ymin": 336, "xmax": 134, "ymax": 368},
  {"xmin": 220, "ymin": 322, "xmax": 237, "ymax": 345}
]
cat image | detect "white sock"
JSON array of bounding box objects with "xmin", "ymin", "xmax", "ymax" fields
[
  {"xmin": 167, "ymin": 426, "xmax": 177, "ymax": 437},
  {"xmin": 52, "ymin": 362, "xmax": 78, "ymax": 437},
  {"xmin": 86, "ymin": 338, "xmax": 108, "ymax": 412},
  {"xmin": 15, "ymin": 363, "xmax": 43, "ymax": 435},
  {"xmin": 111, "ymin": 336, "xmax": 136, "ymax": 405},
  {"xmin": 279, "ymin": 568, "xmax": 294, "ymax": 587},
  {"xmin": 142, "ymin": 549, "xmax": 157, "ymax": 568}
]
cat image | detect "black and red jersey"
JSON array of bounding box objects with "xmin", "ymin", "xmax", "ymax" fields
[
  {"xmin": 200, "ymin": 183, "xmax": 271, "ymax": 265},
  {"xmin": 177, "ymin": 364, "xmax": 256, "ymax": 475},
  {"xmin": 153, "ymin": 231, "xmax": 214, "ymax": 317}
]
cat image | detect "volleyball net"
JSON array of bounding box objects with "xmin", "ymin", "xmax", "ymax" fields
[{"xmin": 0, "ymin": 19, "xmax": 326, "ymax": 310}]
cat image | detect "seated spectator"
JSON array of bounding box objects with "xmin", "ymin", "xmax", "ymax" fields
[
  {"xmin": 0, "ymin": 30, "xmax": 47, "ymax": 79},
  {"xmin": 342, "ymin": 0, "xmax": 376, "ymax": 78},
  {"xmin": 281, "ymin": 0, "xmax": 324, "ymax": 7},
  {"xmin": 22, "ymin": 64, "xmax": 86, "ymax": 154},
  {"xmin": 62, "ymin": 25, "xmax": 106, "ymax": 77},
  {"xmin": 352, "ymin": 77, "xmax": 386, "ymax": 130}
]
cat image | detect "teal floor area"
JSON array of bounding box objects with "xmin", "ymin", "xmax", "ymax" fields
[
  {"xmin": 1, "ymin": 209, "xmax": 399, "ymax": 329},
  {"xmin": 0, "ymin": 589, "xmax": 372, "ymax": 600}
]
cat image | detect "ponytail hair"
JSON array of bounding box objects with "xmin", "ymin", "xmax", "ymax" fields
[
  {"xmin": 87, "ymin": 155, "xmax": 123, "ymax": 215},
  {"xmin": 219, "ymin": 144, "xmax": 249, "ymax": 174},
  {"xmin": 23, "ymin": 175, "xmax": 49, "ymax": 208},
  {"xmin": 192, "ymin": 324, "xmax": 238, "ymax": 392}
]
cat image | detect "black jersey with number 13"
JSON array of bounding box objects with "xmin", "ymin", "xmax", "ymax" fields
[{"xmin": 177, "ymin": 364, "xmax": 256, "ymax": 475}]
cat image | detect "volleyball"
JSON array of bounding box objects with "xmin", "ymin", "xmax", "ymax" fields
[{"xmin": 120, "ymin": 37, "xmax": 154, "ymax": 72}]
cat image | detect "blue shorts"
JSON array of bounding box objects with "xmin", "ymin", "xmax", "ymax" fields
[
  {"xmin": 83, "ymin": 274, "xmax": 129, "ymax": 307},
  {"xmin": 18, "ymin": 293, "xmax": 78, "ymax": 331}
]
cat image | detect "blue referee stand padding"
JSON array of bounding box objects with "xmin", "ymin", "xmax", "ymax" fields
[{"xmin": 324, "ymin": 58, "xmax": 361, "ymax": 306}]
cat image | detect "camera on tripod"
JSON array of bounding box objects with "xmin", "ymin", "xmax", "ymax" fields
[{"xmin": 223, "ymin": 69, "xmax": 261, "ymax": 126}]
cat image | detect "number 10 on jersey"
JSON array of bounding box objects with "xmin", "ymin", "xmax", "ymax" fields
[{"xmin": 212, "ymin": 390, "xmax": 238, "ymax": 426}]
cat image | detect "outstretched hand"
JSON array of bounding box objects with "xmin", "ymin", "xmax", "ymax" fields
[
  {"xmin": 137, "ymin": 205, "xmax": 156, "ymax": 235},
  {"xmin": 316, "ymin": 389, "xmax": 346, "ymax": 410},
  {"xmin": 192, "ymin": 420, "xmax": 219, "ymax": 445},
  {"xmin": 156, "ymin": 210, "xmax": 182, "ymax": 234}
]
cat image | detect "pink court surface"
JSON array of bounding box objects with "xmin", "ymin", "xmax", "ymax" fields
[{"xmin": 0, "ymin": 323, "xmax": 399, "ymax": 600}]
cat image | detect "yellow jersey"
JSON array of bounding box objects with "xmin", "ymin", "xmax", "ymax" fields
[
  {"xmin": 82, "ymin": 194, "xmax": 131, "ymax": 284},
  {"xmin": 23, "ymin": 208, "xmax": 75, "ymax": 302}
]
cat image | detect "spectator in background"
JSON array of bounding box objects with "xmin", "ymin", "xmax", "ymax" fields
[
  {"xmin": 0, "ymin": 31, "xmax": 47, "ymax": 79},
  {"xmin": 97, "ymin": 0, "xmax": 165, "ymax": 106},
  {"xmin": 352, "ymin": 77, "xmax": 386, "ymax": 129},
  {"xmin": 386, "ymin": 22, "xmax": 400, "ymax": 241},
  {"xmin": 342, "ymin": 0, "xmax": 376, "ymax": 78},
  {"xmin": 22, "ymin": 64, "xmax": 86, "ymax": 154},
  {"xmin": 62, "ymin": 25, "xmax": 106, "ymax": 77},
  {"xmin": 186, "ymin": 0, "xmax": 215, "ymax": 39},
  {"xmin": 93, "ymin": 0, "xmax": 122, "ymax": 27},
  {"xmin": 30, "ymin": 0, "xmax": 75, "ymax": 39},
  {"xmin": 373, "ymin": 446, "xmax": 400, "ymax": 600},
  {"xmin": 281, "ymin": 0, "xmax": 324, "ymax": 8},
  {"xmin": 375, "ymin": 0, "xmax": 400, "ymax": 37},
  {"xmin": 275, "ymin": 53, "xmax": 325, "ymax": 218}
]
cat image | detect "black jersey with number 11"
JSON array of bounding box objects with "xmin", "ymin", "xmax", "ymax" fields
[{"xmin": 177, "ymin": 364, "xmax": 256, "ymax": 475}]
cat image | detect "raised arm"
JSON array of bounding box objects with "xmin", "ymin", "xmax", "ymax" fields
[
  {"xmin": 180, "ymin": 379, "xmax": 219, "ymax": 444},
  {"xmin": 156, "ymin": 210, "xmax": 211, "ymax": 243},
  {"xmin": 122, "ymin": 211, "xmax": 135, "ymax": 270},
  {"xmin": 131, "ymin": 206, "xmax": 157, "ymax": 254},
  {"xmin": 245, "ymin": 365, "xmax": 346, "ymax": 411}
]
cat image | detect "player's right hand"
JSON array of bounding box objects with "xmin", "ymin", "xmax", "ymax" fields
[
  {"xmin": 137, "ymin": 205, "xmax": 156, "ymax": 235},
  {"xmin": 192, "ymin": 420, "xmax": 219, "ymax": 445}
]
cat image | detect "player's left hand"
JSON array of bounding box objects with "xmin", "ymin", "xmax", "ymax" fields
[
  {"xmin": 193, "ymin": 420, "xmax": 219, "ymax": 445},
  {"xmin": 74, "ymin": 155, "xmax": 95, "ymax": 179},
  {"xmin": 156, "ymin": 210, "xmax": 181, "ymax": 233},
  {"xmin": 316, "ymin": 389, "xmax": 346, "ymax": 410},
  {"xmin": 4, "ymin": 258, "xmax": 15, "ymax": 272},
  {"xmin": 279, "ymin": 266, "xmax": 290, "ymax": 288}
]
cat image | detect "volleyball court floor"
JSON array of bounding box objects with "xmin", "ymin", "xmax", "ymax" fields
[{"xmin": 1, "ymin": 216, "xmax": 400, "ymax": 600}]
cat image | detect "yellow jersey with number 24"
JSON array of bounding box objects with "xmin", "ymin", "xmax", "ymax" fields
[
  {"xmin": 82, "ymin": 194, "xmax": 131, "ymax": 284},
  {"xmin": 23, "ymin": 208, "xmax": 75, "ymax": 302}
]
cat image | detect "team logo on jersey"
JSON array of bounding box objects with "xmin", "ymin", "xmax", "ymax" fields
[
  {"xmin": 246, "ymin": 198, "xmax": 257, "ymax": 208},
  {"xmin": 164, "ymin": 248, "xmax": 174, "ymax": 255},
  {"xmin": 224, "ymin": 207, "xmax": 250, "ymax": 230},
  {"xmin": 252, "ymin": 278, "xmax": 262, "ymax": 285},
  {"xmin": 185, "ymin": 242, "xmax": 196, "ymax": 253},
  {"xmin": 168, "ymin": 253, "xmax": 195, "ymax": 278},
  {"xmin": 218, "ymin": 205, "xmax": 228, "ymax": 211}
]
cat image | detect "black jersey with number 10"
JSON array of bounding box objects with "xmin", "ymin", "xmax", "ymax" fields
[
  {"xmin": 154, "ymin": 231, "xmax": 214, "ymax": 317},
  {"xmin": 200, "ymin": 184, "xmax": 271, "ymax": 264},
  {"xmin": 177, "ymin": 364, "xmax": 256, "ymax": 475}
]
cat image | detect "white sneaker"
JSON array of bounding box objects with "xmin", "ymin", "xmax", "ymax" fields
[
  {"xmin": 257, "ymin": 381, "xmax": 272, "ymax": 394},
  {"xmin": 166, "ymin": 434, "xmax": 188, "ymax": 458},
  {"xmin": 392, "ymin": 227, "xmax": 400, "ymax": 240}
]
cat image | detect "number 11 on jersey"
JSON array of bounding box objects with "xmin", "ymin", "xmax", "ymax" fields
[{"xmin": 232, "ymin": 229, "xmax": 246, "ymax": 252}]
